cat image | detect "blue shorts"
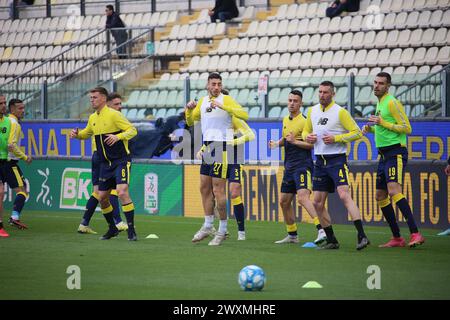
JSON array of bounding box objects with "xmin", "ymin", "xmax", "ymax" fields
[
  {"xmin": 281, "ymin": 166, "xmax": 313, "ymax": 194},
  {"xmin": 1, "ymin": 160, "xmax": 26, "ymax": 189},
  {"xmin": 98, "ymin": 159, "xmax": 131, "ymax": 191},
  {"xmin": 91, "ymin": 151, "xmax": 100, "ymax": 186},
  {"xmin": 312, "ymin": 154, "xmax": 349, "ymax": 193},
  {"xmin": 376, "ymin": 145, "xmax": 408, "ymax": 190}
]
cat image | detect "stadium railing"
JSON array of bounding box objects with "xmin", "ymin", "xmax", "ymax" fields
[{"xmin": 0, "ymin": 26, "xmax": 155, "ymax": 119}]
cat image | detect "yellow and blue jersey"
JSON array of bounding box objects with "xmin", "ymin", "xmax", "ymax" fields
[
  {"xmin": 282, "ymin": 113, "xmax": 312, "ymax": 171},
  {"xmin": 77, "ymin": 106, "xmax": 137, "ymax": 163}
]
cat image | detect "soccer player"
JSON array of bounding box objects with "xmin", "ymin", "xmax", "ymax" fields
[
  {"xmin": 186, "ymin": 72, "xmax": 248, "ymax": 246},
  {"xmin": 77, "ymin": 92, "xmax": 128, "ymax": 235},
  {"xmin": 107, "ymin": 92, "xmax": 123, "ymax": 112},
  {"xmin": 0, "ymin": 95, "xmax": 26, "ymax": 237},
  {"xmin": 196, "ymin": 115, "xmax": 255, "ymax": 241},
  {"xmin": 5, "ymin": 99, "xmax": 32, "ymax": 230},
  {"xmin": 269, "ymin": 90, "xmax": 327, "ymax": 245},
  {"xmin": 71, "ymin": 87, "xmax": 138, "ymax": 241},
  {"xmin": 303, "ymin": 81, "xmax": 370, "ymax": 250},
  {"xmin": 362, "ymin": 72, "xmax": 425, "ymax": 247}
]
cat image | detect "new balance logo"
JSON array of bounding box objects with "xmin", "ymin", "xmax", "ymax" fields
[{"xmin": 317, "ymin": 118, "xmax": 329, "ymax": 125}]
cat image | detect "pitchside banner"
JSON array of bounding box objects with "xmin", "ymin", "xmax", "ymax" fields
[
  {"xmin": 184, "ymin": 162, "xmax": 450, "ymax": 230},
  {"xmin": 19, "ymin": 120, "xmax": 450, "ymax": 161},
  {"xmin": 2, "ymin": 159, "xmax": 183, "ymax": 216}
]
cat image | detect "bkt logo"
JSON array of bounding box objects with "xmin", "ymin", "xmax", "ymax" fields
[{"xmin": 60, "ymin": 168, "xmax": 93, "ymax": 210}]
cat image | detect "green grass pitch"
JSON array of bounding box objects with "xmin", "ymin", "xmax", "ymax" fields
[{"xmin": 1, "ymin": 211, "xmax": 449, "ymax": 300}]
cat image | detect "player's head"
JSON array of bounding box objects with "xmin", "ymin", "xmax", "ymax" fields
[
  {"xmin": 221, "ymin": 88, "xmax": 229, "ymax": 95},
  {"xmin": 288, "ymin": 90, "xmax": 303, "ymax": 116},
  {"xmin": 318, "ymin": 81, "xmax": 335, "ymax": 107},
  {"xmin": 0, "ymin": 94, "xmax": 6, "ymax": 115},
  {"xmin": 105, "ymin": 5, "xmax": 114, "ymax": 16},
  {"xmin": 373, "ymin": 72, "xmax": 391, "ymax": 98},
  {"xmin": 89, "ymin": 87, "xmax": 108, "ymax": 110},
  {"xmin": 207, "ymin": 73, "xmax": 222, "ymax": 98},
  {"xmin": 8, "ymin": 98, "xmax": 25, "ymax": 119},
  {"xmin": 107, "ymin": 92, "xmax": 123, "ymax": 111}
]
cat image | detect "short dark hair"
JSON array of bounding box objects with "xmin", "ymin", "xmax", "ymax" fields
[
  {"xmin": 207, "ymin": 73, "xmax": 222, "ymax": 81},
  {"xmin": 290, "ymin": 89, "xmax": 303, "ymax": 99},
  {"xmin": 320, "ymin": 81, "xmax": 335, "ymax": 91},
  {"xmin": 106, "ymin": 5, "xmax": 114, "ymax": 11},
  {"xmin": 89, "ymin": 87, "xmax": 108, "ymax": 97},
  {"xmin": 221, "ymin": 89, "xmax": 229, "ymax": 95},
  {"xmin": 107, "ymin": 92, "xmax": 122, "ymax": 101},
  {"xmin": 8, "ymin": 98, "xmax": 23, "ymax": 111},
  {"xmin": 376, "ymin": 72, "xmax": 392, "ymax": 84}
]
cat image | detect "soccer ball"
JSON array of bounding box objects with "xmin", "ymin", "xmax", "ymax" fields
[{"xmin": 238, "ymin": 265, "xmax": 266, "ymax": 291}]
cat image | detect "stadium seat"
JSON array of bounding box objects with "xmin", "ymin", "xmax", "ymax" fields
[
  {"xmin": 412, "ymin": 47, "xmax": 427, "ymax": 65},
  {"xmin": 401, "ymin": 48, "xmax": 415, "ymax": 66},
  {"xmin": 154, "ymin": 108, "xmax": 166, "ymax": 119},
  {"xmin": 256, "ymin": 37, "xmax": 269, "ymax": 54},
  {"xmin": 318, "ymin": 33, "xmax": 331, "ymax": 51},
  {"xmin": 268, "ymin": 4, "xmax": 287, "ymax": 20},
  {"xmin": 287, "ymin": 19, "xmax": 299, "ymax": 35},
  {"xmin": 310, "ymin": 51, "xmax": 323, "ymax": 69},
  {"xmin": 357, "ymin": 86, "xmax": 373, "ymax": 106},
  {"xmin": 245, "ymin": 37, "xmax": 257, "ymax": 54},
  {"xmin": 237, "ymin": 38, "xmax": 249, "ymax": 54},
  {"xmin": 403, "ymin": 66, "xmax": 418, "ymax": 85},
  {"xmin": 268, "ymin": 106, "xmax": 281, "ymax": 118},
  {"xmin": 136, "ymin": 108, "xmax": 146, "ymax": 119},
  {"xmin": 354, "ymin": 50, "xmax": 368, "ymax": 67},
  {"xmin": 430, "ymin": 10, "xmax": 444, "ymax": 28},
  {"xmin": 310, "ymin": 69, "xmax": 324, "ymax": 86},
  {"xmin": 350, "ymin": 15, "xmax": 363, "ymax": 32},
  {"xmin": 425, "ymin": 46, "xmax": 439, "ymax": 64},
  {"xmin": 433, "ymin": 28, "xmax": 447, "ymax": 46},
  {"xmin": 267, "ymin": 36, "xmax": 279, "ymax": 54},
  {"xmin": 321, "ymin": 51, "xmax": 334, "ymax": 68},
  {"xmin": 287, "ymin": 35, "xmax": 300, "ymax": 53},
  {"xmin": 249, "ymin": 106, "xmax": 261, "ymax": 118},
  {"xmin": 165, "ymin": 108, "xmax": 177, "ymax": 117},
  {"xmin": 127, "ymin": 108, "xmax": 138, "ymax": 119},
  {"xmin": 339, "ymin": 33, "xmax": 353, "ymax": 50},
  {"xmin": 437, "ymin": 46, "xmax": 450, "ymax": 64},
  {"xmin": 352, "ymin": 32, "xmax": 365, "ymax": 50}
]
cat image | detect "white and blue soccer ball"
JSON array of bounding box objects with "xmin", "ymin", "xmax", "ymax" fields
[{"xmin": 238, "ymin": 265, "xmax": 266, "ymax": 291}]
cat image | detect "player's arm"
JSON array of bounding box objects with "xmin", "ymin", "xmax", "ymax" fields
[
  {"xmin": 230, "ymin": 117, "xmax": 255, "ymax": 146},
  {"xmin": 334, "ymin": 108, "xmax": 363, "ymax": 143},
  {"xmin": 380, "ymin": 100, "xmax": 412, "ymax": 134},
  {"xmin": 219, "ymin": 96, "xmax": 249, "ymax": 121},
  {"xmin": 185, "ymin": 99, "xmax": 202, "ymax": 127},
  {"xmin": 74, "ymin": 119, "xmax": 94, "ymax": 140},
  {"xmin": 7, "ymin": 122, "xmax": 28, "ymax": 161},
  {"xmin": 287, "ymin": 137, "xmax": 314, "ymax": 150},
  {"xmin": 114, "ymin": 112, "xmax": 138, "ymax": 141},
  {"xmin": 301, "ymin": 107, "xmax": 314, "ymax": 142}
]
